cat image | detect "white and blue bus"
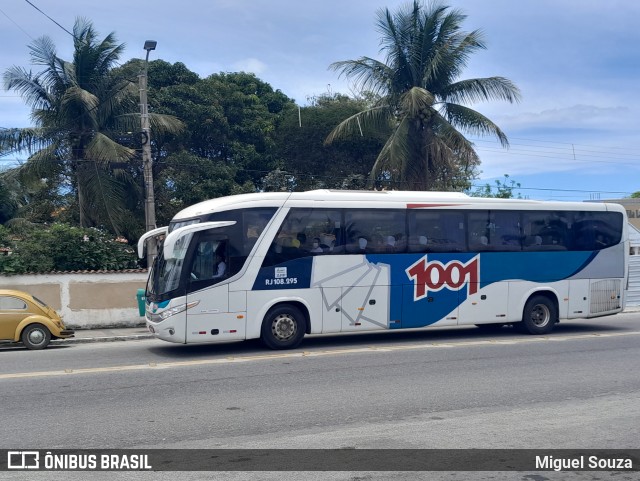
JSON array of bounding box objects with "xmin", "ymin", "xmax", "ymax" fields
[{"xmin": 137, "ymin": 190, "xmax": 628, "ymax": 349}]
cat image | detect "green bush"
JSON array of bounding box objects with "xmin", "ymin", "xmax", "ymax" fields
[{"xmin": 0, "ymin": 223, "xmax": 139, "ymax": 274}]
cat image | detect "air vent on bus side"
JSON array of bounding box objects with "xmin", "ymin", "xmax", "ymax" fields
[{"xmin": 590, "ymin": 279, "xmax": 622, "ymax": 314}]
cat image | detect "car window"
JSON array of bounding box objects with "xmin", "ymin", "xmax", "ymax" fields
[
  {"xmin": 0, "ymin": 296, "xmax": 27, "ymax": 310},
  {"xmin": 32, "ymin": 295, "xmax": 49, "ymax": 308}
]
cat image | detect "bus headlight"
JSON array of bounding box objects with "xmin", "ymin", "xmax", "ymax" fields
[{"xmin": 149, "ymin": 300, "xmax": 200, "ymax": 323}]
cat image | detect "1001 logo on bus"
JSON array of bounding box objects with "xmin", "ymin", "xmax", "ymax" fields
[{"xmin": 405, "ymin": 255, "xmax": 480, "ymax": 301}]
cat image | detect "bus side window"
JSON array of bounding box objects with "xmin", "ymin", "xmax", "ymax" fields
[
  {"xmin": 242, "ymin": 208, "xmax": 277, "ymax": 255},
  {"xmin": 189, "ymin": 239, "xmax": 229, "ymax": 286},
  {"xmin": 467, "ymin": 211, "xmax": 491, "ymax": 251},
  {"xmin": 571, "ymin": 211, "xmax": 622, "ymax": 250},
  {"xmin": 408, "ymin": 211, "xmax": 464, "ymax": 253},
  {"xmin": 523, "ymin": 211, "xmax": 570, "ymax": 251},
  {"xmin": 191, "ymin": 241, "xmax": 216, "ymax": 279},
  {"xmin": 494, "ymin": 211, "xmax": 522, "ymax": 251},
  {"xmin": 344, "ymin": 209, "xmax": 406, "ymax": 254},
  {"xmin": 263, "ymin": 208, "xmax": 343, "ymax": 265}
]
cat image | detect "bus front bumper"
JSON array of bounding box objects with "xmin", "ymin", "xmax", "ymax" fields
[{"xmin": 146, "ymin": 319, "xmax": 185, "ymax": 343}]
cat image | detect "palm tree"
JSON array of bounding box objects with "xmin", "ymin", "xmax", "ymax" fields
[
  {"xmin": 326, "ymin": 1, "xmax": 521, "ymax": 191},
  {"xmin": 0, "ymin": 168, "xmax": 25, "ymax": 223},
  {"xmin": 1, "ymin": 18, "xmax": 182, "ymax": 232}
]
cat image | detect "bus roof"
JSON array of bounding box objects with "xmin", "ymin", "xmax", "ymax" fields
[{"xmin": 173, "ymin": 190, "xmax": 625, "ymax": 221}]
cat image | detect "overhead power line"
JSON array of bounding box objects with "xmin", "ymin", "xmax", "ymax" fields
[
  {"xmin": 23, "ymin": 0, "xmax": 75, "ymax": 39},
  {"xmin": 0, "ymin": 6, "xmax": 34, "ymax": 40},
  {"xmin": 0, "ymin": 157, "xmax": 633, "ymax": 199}
]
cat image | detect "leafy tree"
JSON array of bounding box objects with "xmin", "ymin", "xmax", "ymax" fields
[
  {"xmin": 1, "ymin": 18, "xmax": 182, "ymax": 234},
  {"xmin": 260, "ymin": 168, "xmax": 298, "ymax": 192},
  {"xmin": 154, "ymin": 151, "xmax": 254, "ymax": 224},
  {"xmin": 326, "ymin": 1, "xmax": 520, "ymax": 191},
  {"xmin": 149, "ymin": 69, "xmax": 293, "ymax": 187},
  {"xmin": 148, "ymin": 60, "xmax": 200, "ymax": 89},
  {"xmin": 468, "ymin": 174, "xmax": 522, "ymax": 198},
  {"xmin": 275, "ymin": 93, "xmax": 388, "ymax": 190}
]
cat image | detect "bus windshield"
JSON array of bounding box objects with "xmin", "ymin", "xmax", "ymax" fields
[
  {"xmin": 146, "ymin": 207, "xmax": 278, "ymax": 300},
  {"xmin": 147, "ymin": 232, "xmax": 194, "ymax": 297}
]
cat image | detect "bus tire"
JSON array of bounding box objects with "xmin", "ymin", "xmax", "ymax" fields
[
  {"xmin": 517, "ymin": 295, "xmax": 557, "ymax": 335},
  {"xmin": 21, "ymin": 323, "xmax": 52, "ymax": 350},
  {"xmin": 261, "ymin": 305, "xmax": 306, "ymax": 350}
]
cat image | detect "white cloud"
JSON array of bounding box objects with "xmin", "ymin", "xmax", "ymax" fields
[
  {"xmin": 231, "ymin": 58, "xmax": 267, "ymax": 75},
  {"xmin": 497, "ymin": 105, "xmax": 631, "ymax": 130}
]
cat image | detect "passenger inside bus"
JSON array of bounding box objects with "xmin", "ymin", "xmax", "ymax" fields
[
  {"xmin": 212, "ymin": 251, "xmax": 226, "ymax": 279},
  {"xmin": 293, "ymin": 232, "xmax": 307, "ymax": 251},
  {"xmin": 310, "ymin": 238, "xmax": 323, "ymax": 253}
]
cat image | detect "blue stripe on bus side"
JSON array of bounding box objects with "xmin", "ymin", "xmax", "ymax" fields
[{"xmin": 253, "ymin": 251, "xmax": 608, "ymax": 328}]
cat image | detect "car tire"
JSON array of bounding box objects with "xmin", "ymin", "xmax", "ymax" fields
[{"xmin": 21, "ymin": 324, "xmax": 52, "ymax": 350}]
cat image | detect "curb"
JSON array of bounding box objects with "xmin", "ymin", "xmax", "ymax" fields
[
  {"xmin": 48, "ymin": 308, "xmax": 640, "ymax": 345},
  {"xmin": 52, "ymin": 334, "xmax": 154, "ymax": 345}
]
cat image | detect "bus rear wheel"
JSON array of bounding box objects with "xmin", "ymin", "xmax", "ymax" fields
[
  {"xmin": 517, "ymin": 295, "xmax": 557, "ymax": 335},
  {"xmin": 261, "ymin": 305, "xmax": 306, "ymax": 350}
]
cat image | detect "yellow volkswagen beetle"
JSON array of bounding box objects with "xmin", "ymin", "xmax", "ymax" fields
[{"xmin": 0, "ymin": 289, "xmax": 74, "ymax": 350}]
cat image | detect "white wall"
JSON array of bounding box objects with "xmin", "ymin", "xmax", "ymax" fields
[{"xmin": 0, "ymin": 271, "xmax": 148, "ymax": 329}]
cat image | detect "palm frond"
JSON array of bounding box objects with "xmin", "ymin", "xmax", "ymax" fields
[
  {"xmin": 370, "ymin": 116, "xmax": 411, "ymax": 179},
  {"xmin": 28, "ymin": 35, "xmax": 58, "ymax": 68},
  {"xmin": 76, "ymin": 161, "xmax": 128, "ymax": 234},
  {"xmin": 60, "ymin": 86, "xmax": 100, "ymax": 126},
  {"xmin": 85, "ymin": 132, "xmax": 136, "ymax": 163},
  {"xmin": 441, "ymin": 77, "xmax": 521, "ymax": 105},
  {"xmin": 3, "ymin": 67, "xmax": 51, "ymax": 112},
  {"xmin": 376, "ymin": 5, "xmax": 415, "ymax": 86},
  {"xmin": 19, "ymin": 143, "xmax": 64, "ymax": 180},
  {"xmin": 329, "ymin": 58, "xmax": 392, "ymax": 96},
  {"xmin": 430, "ymin": 113, "xmax": 478, "ymax": 156},
  {"xmin": 440, "ymin": 102, "xmax": 509, "ymax": 147},
  {"xmin": 113, "ymin": 112, "xmax": 184, "ymax": 138},
  {"xmin": 325, "ymin": 106, "xmax": 390, "ymax": 144},
  {"xmin": 148, "ymin": 113, "xmax": 185, "ymax": 135},
  {"xmin": 0, "ymin": 127, "xmax": 52, "ymax": 155}
]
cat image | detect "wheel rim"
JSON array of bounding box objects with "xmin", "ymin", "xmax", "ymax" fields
[
  {"xmin": 271, "ymin": 313, "xmax": 297, "ymax": 341},
  {"xmin": 530, "ymin": 304, "xmax": 551, "ymax": 328},
  {"xmin": 28, "ymin": 327, "xmax": 46, "ymax": 346}
]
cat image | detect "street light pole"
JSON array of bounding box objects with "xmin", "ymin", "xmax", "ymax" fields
[{"xmin": 140, "ymin": 40, "xmax": 157, "ymax": 267}]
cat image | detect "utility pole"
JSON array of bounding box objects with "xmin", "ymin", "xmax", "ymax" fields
[{"xmin": 140, "ymin": 40, "xmax": 157, "ymax": 268}]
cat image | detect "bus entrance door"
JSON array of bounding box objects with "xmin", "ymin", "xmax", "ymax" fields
[{"xmin": 186, "ymin": 284, "xmax": 245, "ymax": 342}]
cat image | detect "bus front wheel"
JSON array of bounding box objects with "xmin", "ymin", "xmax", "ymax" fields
[
  {"xmin": 517, "ymin": 295, "xmax": 557, "ymax": 335},
  {"xmin": 261, "ymin": 305, "xmax": 306, "ymax": 350}
]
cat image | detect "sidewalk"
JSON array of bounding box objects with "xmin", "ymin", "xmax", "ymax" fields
[{"xmin": 52, "ymin": 327, "xmax": 154, "ymax": 345}]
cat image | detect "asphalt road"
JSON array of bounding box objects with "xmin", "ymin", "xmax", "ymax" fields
[{"xmin": 1, "ymin": 314, "xmax": 639, "ymax": 481}]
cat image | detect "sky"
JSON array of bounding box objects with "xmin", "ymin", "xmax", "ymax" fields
[{"xmin": 1, "ymin": 0, "xmax": 639, "ymax": 201}]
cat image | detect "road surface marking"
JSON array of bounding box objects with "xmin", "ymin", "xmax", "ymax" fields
[{"xmin": 1, "ymin": 330, "xmax": 639, "ymax": 380}]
